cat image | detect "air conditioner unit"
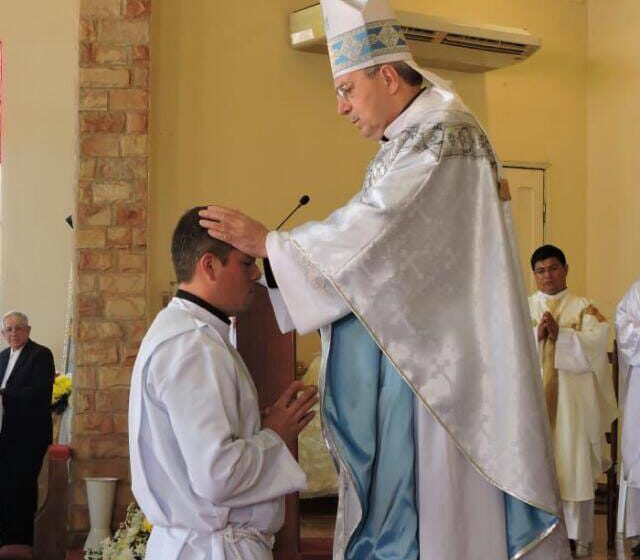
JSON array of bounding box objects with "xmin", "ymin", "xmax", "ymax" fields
[{"xmin": 289, "ymin": 4, "xmax": 540, "ymax": 73}]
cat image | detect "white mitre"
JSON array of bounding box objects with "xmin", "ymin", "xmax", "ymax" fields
[{"xmin": 319, "ymin": 0, "xmax": 454, "ymax": 96}]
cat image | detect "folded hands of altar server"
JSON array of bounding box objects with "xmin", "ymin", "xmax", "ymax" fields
[
  {"xmin": 261, "ymin": 380, "xmax": 318, "ymax": 445},
  {"xmin": 537, "ymin": 311, "xmax": 559, "ymax": 342},
  {"xmin": 199, "ymin": 206, "xmax": 269, "ymax": 259}
]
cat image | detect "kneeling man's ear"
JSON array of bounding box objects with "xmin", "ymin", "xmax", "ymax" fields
[{"xmin": 200, "ymin": 253, "xmax": 221, "ymax": 280}]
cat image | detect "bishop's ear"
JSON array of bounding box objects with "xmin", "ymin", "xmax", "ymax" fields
[{"xmin": 380, "ymin": 64, "xmax": 400, "ymax": 93}]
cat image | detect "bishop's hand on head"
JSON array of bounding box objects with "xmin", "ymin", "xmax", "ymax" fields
[
  {"xmin": 198, "ymin": 195, "xmax": 311, "ymax": 258},
  {"xmin": 198, "ymin": 206, "xmax": 270, "ymax": 258}
]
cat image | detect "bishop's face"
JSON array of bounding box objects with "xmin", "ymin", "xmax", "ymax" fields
[
  {"xmin": 214, "ymin": 249, "xmax": 261, "ymax": 316},
  {"xmin": 334, "ymin": 67, "xmax": 395, "ymax": 140},
  {"xmin": 533, "ymin": 257, "xmax": 568, "ymax": 295}
]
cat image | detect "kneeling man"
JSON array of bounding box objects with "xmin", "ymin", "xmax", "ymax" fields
[
  {"xmin": 129, "ymin": 207, "xmax": 317, "ymax": 559},
  {"xmin": 528, "ymin": 244, "xmax": 618, "ymax": 556}
]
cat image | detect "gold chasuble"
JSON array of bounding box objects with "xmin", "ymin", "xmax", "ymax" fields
[{"xmin": 529, "ymin": 290, "xmax": 618, "ymax": 501}]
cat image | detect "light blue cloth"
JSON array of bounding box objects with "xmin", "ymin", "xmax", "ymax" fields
[
  {"xmin": 324, "ymin": 314, "xmax": 558, "ymax": 559},
  {"xmin": 504, "ymin": 495, "xmax": 557, "ymax": 558},
  {"xmin": 324, "ymin": 314, "xmax": 418, "ymax": 559}
]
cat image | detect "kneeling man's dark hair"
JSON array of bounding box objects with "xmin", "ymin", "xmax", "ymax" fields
[
  {"xmin": 530, "ymin": 244, "xmax": 567, "ymax": 270},
  {"xmin": 171, "ymin": 207, "xmax": 233, "ymax": 283}
]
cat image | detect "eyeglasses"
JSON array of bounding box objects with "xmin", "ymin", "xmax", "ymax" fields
[
  {"xmin": 2, "ymin": 325, "xmax": 28, "ymax": 333},
  {"xmin": 335, "ymin": 66, "xmax": 381, "ymax": 102},
  {"xmin": 336, "ymin": 82, "xmax": 355, "ymax": 102}
]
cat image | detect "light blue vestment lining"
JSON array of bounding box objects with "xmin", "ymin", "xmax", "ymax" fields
[
  {"xmin": 324, "ymin": 314, "xmax": 419, "ymax": 559},
  {"xmin": 324, "ymin": 314, "xmax": 557, "ymax": 559}
]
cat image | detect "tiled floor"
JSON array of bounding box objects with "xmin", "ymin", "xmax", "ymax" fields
[
  {"xmin": 300, "ymin": 508, "xmax": 638, "ymax": 558},
  {"xmin": 592, "ymin": 514, "xmax": 634, "ymax": 559},
  {"xmin": 68, "ymin": 513, "xmax": 636, "ymax": 559}
]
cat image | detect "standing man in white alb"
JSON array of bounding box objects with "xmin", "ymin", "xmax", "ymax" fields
[
  {"xmin": 528, "ymin": 244, "xmax": 618, "ymax": 557},
  {"xmin": 200, "ymin": 1, "xmax": 569, "ymax": 558},
  {"xmin": 129, "ymin": 207, "xmax": 317, "ymax": 559},
  {"xmin": 616, "ymin": 277, "xmax": 640, "ymax": 555}
]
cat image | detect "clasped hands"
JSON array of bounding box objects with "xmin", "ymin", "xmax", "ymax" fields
[
  {"xmin": 537, "ymin": 311, "xmax": 559, "ymax": 342},
  {"xmin": 262, "ymin": 380, "xmax": 318, "ymax": 445}
]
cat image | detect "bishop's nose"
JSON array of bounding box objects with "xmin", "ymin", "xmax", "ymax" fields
[{"xmin": 337, "ymin": 96, "xmax": 351, "ymax": 115}]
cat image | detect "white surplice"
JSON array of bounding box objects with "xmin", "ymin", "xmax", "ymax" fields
[
  {"xmin": 616, "ymin": 279, "xmax": 640, "ymax": 538},
  {"xmin": 528, "ymin": 289, "xmax": 618, "ymax": 541},
  {"xmin": 129, "ymin": 297, "xmax": 306, "ymax": 559}
]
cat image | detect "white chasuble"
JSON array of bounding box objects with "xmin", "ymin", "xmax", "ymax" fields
[
  {"xmin": 616, "ymin": 279, "xmax": 640, "ymax": 537},
  {"xmin": 528, "ymin": 290, "xmax": 618, "ymax": 504},
  {"xmin": 266, "ymin": 83, "xmax": 568, "ymax": 558},
  {"xmin": 129, "ymin": 298, "xmax": 306, "ymax": 559}
]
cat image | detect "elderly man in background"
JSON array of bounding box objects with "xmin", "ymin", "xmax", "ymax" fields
[
  {"xmin": 528, "ymin": 244, "xmax": 618, "ymax": 557},
  {"xmin": 0, "ymin": 311, "xmax": 55, "ymax": 549},
  {"xmin": 616, "ymin": 278, "xmax": 640, "ymax": 555},
  {"xmin": 199, "ymin": 1, "xmax": 569, "ymax": 558}
]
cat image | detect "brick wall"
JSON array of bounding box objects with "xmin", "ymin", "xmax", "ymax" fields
[{"xmin": 71, "ymin": 0, "xmax": 150, "ymax": 544}]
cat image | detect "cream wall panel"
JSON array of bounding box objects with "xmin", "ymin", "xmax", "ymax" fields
[
  {"xmin": 150, "ymin": 0, "xmax": 588, "ymax": 322},
  {"xmin": 0, "ymin": 2, "xmax": 78, "ymax": 367},
  {"xmin": 587, "ymin": 0, "xmax": 640, "ymax": 320}
]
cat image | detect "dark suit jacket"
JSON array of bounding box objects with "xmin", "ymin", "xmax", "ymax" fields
[{"xmin": 0, "ymin": 339, "xmax": 55, "ymax": 465}]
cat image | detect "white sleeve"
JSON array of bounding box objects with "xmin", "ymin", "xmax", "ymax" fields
[
  {"xmin": 554, "ymin": 329, "xmax": 592, "ymax": 373},
  {"xmin": 617, "ymin": 282, "xmax": 640, "ymax": 367},
  {"xmin": 257, "ymin": 275, "xmax": 296, "ymax": 334},
  {"xmin": 265, "ymin": 231, "xmax": 351, "ymax": 334},
  {"xmin": 554, "ymin": 313, "xmax": 609, "ymax": 374},
  {"xmin": 152, "ymin": 337, "xmax": 305, "ymax": 508}
]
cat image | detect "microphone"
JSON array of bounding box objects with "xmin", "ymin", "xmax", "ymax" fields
[{"xmin": 275, "ymin": 195, "xmax": 311, "ymax": 231}]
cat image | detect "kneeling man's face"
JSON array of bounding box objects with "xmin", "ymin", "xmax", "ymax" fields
[
  {"xmin": 216, "ymin": 249, "xmax": 261, "ymax": 315},
  {"xmin": 533, "ymin": 257, "xmax": 568, "ymax": 295}
]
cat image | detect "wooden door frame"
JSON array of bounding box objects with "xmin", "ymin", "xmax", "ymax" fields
[{"xmin": 503, "ymin": 161, "xmax": 549, "ymax": 243}]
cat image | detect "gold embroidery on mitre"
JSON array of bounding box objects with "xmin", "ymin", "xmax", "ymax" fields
[{"xmin": 499, "ymin": 177, "xmax": 512, "ymax": 201}]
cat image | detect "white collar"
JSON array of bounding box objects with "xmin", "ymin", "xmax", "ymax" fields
[
  {"xmin": 537, "ymin": 288, "xmax": 568, "ymax": 302},
  {"xmin": 168, "ymin": 297, "xmax": 231, "ymax": 343},
  {"xmin": 383, "ymin": 88, "xmax": 428, "ymax": 140},
  {"xmin": 10, "ymin": 345, "xmax": 25, "ymax": 357},
  {"xmin": 383, "ymin": 85, "xmax": 460, "ymax": 141}
]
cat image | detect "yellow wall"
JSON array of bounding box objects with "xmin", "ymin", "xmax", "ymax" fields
[
  {"xmin": 0, "ymin": 2, "xmax": 78, "ymax": 366},
  {"xmin": 587, "ymin": 0, "xmax": 640, "ymax": 319},
  {"xmin": 150, "ymin": 1, "xmax": 589, "ymax": 360}
]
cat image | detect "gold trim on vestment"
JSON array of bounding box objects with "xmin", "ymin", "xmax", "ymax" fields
[
  {"xmin": 541, "ymin": 299, "xmax": 561, "ymax": 428},
  {"xmin": 542, "ymin": 337, "xmax": 559, "ymax": 428},
  {"xmin": 584, "ymin": 304, "xmax": 607, "ymax": 323},
  {"xmin": 316, "ymin": 326, "xmax": 361, "ymax": 554},
  {"xmin": 511, "ymin": 518, "xmax": 559, "ymax": 560}
]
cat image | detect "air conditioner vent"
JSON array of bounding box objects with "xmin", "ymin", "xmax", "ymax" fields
[
  {"xmin": 401, "ymin": 27, "xmax": 437, "ymax": 43},
  {"xmin": 442, "ymin": 33, "xmax": 530, "ymax": 56}
]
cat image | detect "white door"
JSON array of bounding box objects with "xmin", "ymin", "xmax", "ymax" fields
[{"xmin": 504, "ymin": 167, "xmax": 545, "ymax": 294}]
